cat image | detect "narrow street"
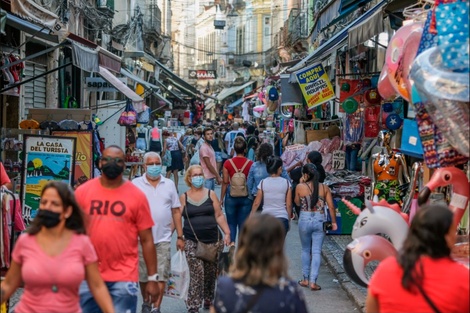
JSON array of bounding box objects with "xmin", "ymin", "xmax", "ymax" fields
[
  {"xmin": 7, "ymin": 173, "xmax": 361, "ymax": 313},
  {"xmin": 136, "ymin": 173, "xmax": 361, "ymax": 313}
]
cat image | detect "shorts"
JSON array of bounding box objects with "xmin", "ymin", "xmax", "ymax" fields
[
  {"xmin": 215, "ymin": 151, "xmax": 223, "ymax": 163},
  {"xmin": 138, "ymin": 241, "xmax": 171, "ymax": 282},
  {"xmin": 149, "ymin": 140, "xmax": 162, "ymax": 153}
]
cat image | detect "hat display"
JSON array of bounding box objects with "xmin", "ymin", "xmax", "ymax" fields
[
  {"xmin": 341, "ymin": 82, "xmax": 351, "ymax": 92},
  {"xmin": 364, "ymin": 89, "xmax": 381, "ymax": 106},
  {"xmin": 385, "ymin": 113, "xmax": 403, "ymax": 130},
  {"xmin": 382, "ymin": 102, "xmax": 394, "ymax": 112},
  {"xmin": 342, "ymin": 97, "xmax": 359, "ymax": 114}
]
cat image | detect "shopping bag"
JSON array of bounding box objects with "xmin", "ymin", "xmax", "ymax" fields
[
  {"xmin": 164, "ymin": 250, "xmax": 190, "ymax": 301},
  {"xmin": 190, "ymin": 151, "xmax": 200, "ymax": 165},
  {"xmin": 163, "ymin": 151, "xmax": 172, "ymax": 167},
  {"xmin": 117, "ymin": 100, "xmax": 137, "ymax": 126}
]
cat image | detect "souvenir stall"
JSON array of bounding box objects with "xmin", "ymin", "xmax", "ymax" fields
[{"xmin": 340, "ymin": 0, "xmax": 469, "ymax": 287}]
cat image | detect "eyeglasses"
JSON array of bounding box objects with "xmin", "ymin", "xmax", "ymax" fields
[
  {"xmin": 191, "ymin": 174, "xmax": 203, "ymax": 178},
  {"xmin": 101, "ymin": 157, "xmax": 125, "ymax": 165},
  {"xmin": 146, "ymin": 162, "xmax": 161, "ymax": 166}
]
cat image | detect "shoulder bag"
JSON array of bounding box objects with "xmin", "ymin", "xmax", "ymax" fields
[
  {"xmin": 416, "ymin": 283, "xmax": 442, "ymax": 313},
  {"xmin": 184, "ymin": 192, "xmax": 219, "ymax": 263}
]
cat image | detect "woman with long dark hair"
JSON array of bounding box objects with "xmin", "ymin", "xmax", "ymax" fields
[
  {"xmin": 294, "ymin": 164, "xmax": 337, "ymax": 291},
  {"xmin": 366, "ymin": 204, "xmax": 469, "ymax": 313},
  {"xmin": 212, "ymin": 214, "xmax": 308, "ymax": 313},
  {"xmin": 250, "ymin": 156, "xmax": 292, "ymax": 235},
  {"xmin": 1, "ymin": 181, "xmax": 114, "ymax": 313}
]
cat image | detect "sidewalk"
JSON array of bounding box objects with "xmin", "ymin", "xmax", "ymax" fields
[{"xmin": 321, "ymin": 235, "xmax": 369, "ymax": 312}]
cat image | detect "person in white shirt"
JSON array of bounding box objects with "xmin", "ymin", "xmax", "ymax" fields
[
  {"xmin": 132, "ymin": 152, "xmax": 184, "ymax": 313},
  {"xmin": 224, "ymin": 122, "xmax": 245, "ymax": 157}
]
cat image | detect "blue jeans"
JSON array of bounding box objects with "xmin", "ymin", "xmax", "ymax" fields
[
  {"xmin": 79, "ymin": 280, "xmax": 139, "ymax": 313},
  {"xmin": 345, "ymin": 144, "xmax": 360, "ymax": 171},
  {"xmin": 298, "ymin": 211, "xmax": 326, "ymax": 283},
  {"xmin": 204, "ymin": 178, "xmax": 215, "ymax": 190},
  {"xmin": 224, "ymin": 190, "xmax": 253, "ymax": 242},
  {"xmin": 277, "ymin": 217, "xmax": 290, "ymax": 237}
]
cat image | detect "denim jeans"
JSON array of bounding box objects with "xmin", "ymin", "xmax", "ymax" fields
[
  {"xmin": 345, "ymin": 144, "xmax": 360, "ymax": 171},
  {"xmin": 277, "ymin": 217, "xmax": 290, "ymax": 237},
  {"xmin": 204, "ymin": 178, "xmax": 215, "ymax": 190},
  {"xmin": 224, "ymin": 189, "xmax": 253, "ymax": 242},
  {"xmin": 79, "ymin": 280, "xmax": 139, "ymax": 313},
  {"xmin": 298, "ymin": 211, "xmax": 326, "ymax": 283}
]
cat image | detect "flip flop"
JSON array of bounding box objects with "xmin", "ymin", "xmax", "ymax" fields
[
  {"xmin": 298, "ymin": 280, "xmax": 309, "ymax": 288},
  {"xmin": 310, "ymin": 284, "xmax": 322, "ymax": 291}
]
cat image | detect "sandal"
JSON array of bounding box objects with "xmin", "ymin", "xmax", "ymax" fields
[
  {"xmin": 298, "ymin": 280, "xmax": 309, "ymax": 288},
  {"xmin": 310, "ymin": 283, "xmax": 321, "ymax": 291}
]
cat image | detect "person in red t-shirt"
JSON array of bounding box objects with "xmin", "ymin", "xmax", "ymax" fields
[
  {"xmin": 220, "ymin": 137, "xmax": 253, "ymax": 243},
  {"xmin": 75, "ymin": 145, "xmax": 160, "ymax": 313},
  {"xmin": 0, "ymin": 161, "xmax": 12, "ymax": 190},
  {"xmin": 366, "ymin": 204, "xmax": 470, "ymax": 313}
]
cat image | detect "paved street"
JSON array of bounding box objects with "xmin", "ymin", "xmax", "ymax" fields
[{"xmin": 9, "ymin": 172, "xmax": 361, "ymax": 313}]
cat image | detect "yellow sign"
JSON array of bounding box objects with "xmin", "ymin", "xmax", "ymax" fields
[{"xmin": 294, "ymin": 63, "xmax": 335, "ymax": 109}]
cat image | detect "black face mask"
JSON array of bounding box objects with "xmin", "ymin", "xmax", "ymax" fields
[
  {"xmin": 36, "ymin": 209, "xmax": 62, "ymax": 228},
  {"xmin": 101, "ymin": 162, "xmax": 124, "ymax": 179}
]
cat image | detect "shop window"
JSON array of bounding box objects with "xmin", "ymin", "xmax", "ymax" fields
[{"xmin": 23, "ymin": 62, "xmax": 47, "ymax": 116}]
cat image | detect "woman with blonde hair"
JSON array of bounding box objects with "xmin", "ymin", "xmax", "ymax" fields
[
  {"xmin": 212, "ymin": 214, "xmax": 307, "ymax": 313},
  {"xmin": 180, "ymin": 165, "xmax": 231, "ymax": 313}
]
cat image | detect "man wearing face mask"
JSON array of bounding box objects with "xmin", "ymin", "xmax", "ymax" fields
[
  {"xmin": 132, "ymin": 152, "xmax": 183, "ymax": 313},
  {"xmin": 75, "ymin": 145, "xmax": 160, "ymax": 313}
]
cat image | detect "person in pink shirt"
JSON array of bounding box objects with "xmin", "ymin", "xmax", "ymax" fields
[
  {"xmin": 0, "ymin": 181, "xmax": 114, "ymax": 313},
  {"xmin": 0, "ymin": 161, "xmax": 12, "ymax": 190},
  {"xmin": 199, "ymin": 127, "xmax": 222, "ymax": 190}
]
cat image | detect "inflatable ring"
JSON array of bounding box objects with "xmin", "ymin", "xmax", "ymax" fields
[{"xmin": 410, "ymin": 45, "xmax": 469, "ymax": 157}]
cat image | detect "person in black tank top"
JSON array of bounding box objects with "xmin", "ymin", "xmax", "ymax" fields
[{"xmin": 179, "ymin": 165, "xmax": 231, "ymax": 313}]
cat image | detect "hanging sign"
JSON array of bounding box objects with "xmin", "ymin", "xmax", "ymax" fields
[
  {"xmin": 21, "ymin": 135, "xmax": 76, "ymax": 225},
  {"xmin": 52, "ymin": 130, "xmax": 94, "ymax": 189},
  {"xmin": 294, "ymin": 63, "xmax": 335, "ymax": 110},
  {"xmin": 332, "ymin": 150, "xmax": 346, "ymax": 170}
]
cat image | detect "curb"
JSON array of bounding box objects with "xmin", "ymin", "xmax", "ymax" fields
[{"xmin": 322, "ymin": 236, "xmax": 367, "ymax": 312}]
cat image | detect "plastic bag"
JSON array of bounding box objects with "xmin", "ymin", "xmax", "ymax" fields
[
  {"xmin": 164, "ymin": 250, "xmax": 190, "ymax": 301},
  {"xmin": 117, "ymin": 100, "xmax": 137, "ymax": 126},
  {"xmin": 163, "ymin": 151, "xmax": 172, "ymax": 167}
]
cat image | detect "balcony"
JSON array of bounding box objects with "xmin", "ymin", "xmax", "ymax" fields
[
  {"xmin": 97, "ymin": 0, "xmax": 115, "ymax": 18},
  {"xmin": 283, "ymin": 9, "xmax": 309, "ymax": 46},
  {"xmin": 145, "ymin": 3, "xmax": 162, "ymax": 36}
]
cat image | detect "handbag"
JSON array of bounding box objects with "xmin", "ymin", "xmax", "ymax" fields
[
  {"xmin": 136, "ymin": 105, "xmax": 150, "ymax": 124},
  {"xmin": 415, "ymin": 283, "xmax": 442, "ymax": 313},
  {"xmin": 117, "ymin": 99, "xmax": 137, "ymax": 126},
  {"xmin": 184, "ymin": 192, "xmax": 220, "ymax": 263}
]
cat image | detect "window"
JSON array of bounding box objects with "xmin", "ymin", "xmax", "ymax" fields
[{"xmin": 23, "ymin": 61, "xmax": 47, "ymax": 116}]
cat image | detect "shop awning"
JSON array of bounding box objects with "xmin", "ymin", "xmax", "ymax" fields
[
  {"xmin": 205, "ymin": 100, "xmax": 216, "ymax": 111},
  {"xmin": 348, "ymin": 6, "xmax": 385, "ymax": 48},
  {"xmin": 311, "ymin": 0, "xmax": 342, "ymax": 41},
  {"xmin": 120, "ymin": 68, "xmax": 172, "ymax": 106},
  {"xmin": 217, "ymin": 81, "xmax": 255, "ymax": 101},
  {"xmin": 228, "ymin": 98, "xmax": 244, "ymax": 109},
  {"xmin": 5, "ymin": 12, "xmax": 58, "ymax": 42},
  {"xmin": 289, "ymin": 0, "xmax": 388, "ymax": 72},
  {"xmin": 98, "ymin": 66, "xmax": 143, "ymax": 104}
]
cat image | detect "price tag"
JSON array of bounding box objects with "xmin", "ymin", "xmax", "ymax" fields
[{"xmin": 332, "ymin": 150, "xmax": 346, "ymax": 170}]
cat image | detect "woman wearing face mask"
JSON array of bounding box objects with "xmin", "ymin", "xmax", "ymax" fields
[
  {"xmin": 179, "ymin": 165, "xmax": 231, "ymax": 313},
  {"xmin": 0, "ymin": 181, "xmax": 114, "ymax": 313}
]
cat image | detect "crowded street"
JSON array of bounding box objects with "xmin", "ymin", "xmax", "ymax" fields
[{"xmin": 1, "ymin": 0, "xmax": 470, "ymax": 313}]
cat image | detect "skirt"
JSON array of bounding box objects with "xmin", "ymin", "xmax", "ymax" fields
[
  {"xmin": 149, "ymin": 140, "xmax": 162, "ymax": 153},
  {"xmin": 168, "ymin": 150, "xmax": 184, "ymax": 171}
]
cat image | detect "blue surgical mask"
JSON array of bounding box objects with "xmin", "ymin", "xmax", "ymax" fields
[
  {"xmin": 146, "ymin": 165, "xmax": 162, "ymax": 179},
  {"xmin": 191, "ymin": 176, "xmax": 204, "ymax": 188}
]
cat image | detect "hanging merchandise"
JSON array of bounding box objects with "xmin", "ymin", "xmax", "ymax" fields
[
  {"xmin": 117, "ymin": 99, "xmax": 138, "ymax": 126},
  {"xmin": 136, "ymin": 104, "xmax": 150, "ymax": 124},
  {"xmin": 293, "ymin": 120, "xmax": 306, "ymax": 145},
  {"xmin": 385, "ymin": 21, "xmax": 424, "ymax": 101},
  {"xmin": 342, "ymin": 97, "xmax": 359, "ymax": 114},
  {"xmin": 410, "ymin": 46, "xmax": 469, "ymax": 157},
  {"xmin": 363, "ymin": 89, "xmax": 381, "ymax": 106},
  {"xmin": 400, "ymin": 119, "xmax": 424, "ymax": 159},
  {"xmin": 364, "ymin": 106, "xmax": 381, "ymax": 138},
  {"xmin": 19, "ymin": 118, "xmax": 40, "ymax": 129},
  {"xmin": 381, "ymin": 100, "xmax": 403, "ymax": 130},
  {"xmin": 378, "ymin": 64, "xmax": 397, "ymax": 100},
  {"xmin": 344, "ymin": 111, "xmax": 364, "ymax": 144}
]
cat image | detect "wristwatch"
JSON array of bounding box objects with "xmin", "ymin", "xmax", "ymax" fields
[
  {"xmin": 177, "ymin": 235, "xmax": 185, "ymax": 240},
  {"xmin": 147, "ymin": 273, "xmax": 159, "ymax": 282}
]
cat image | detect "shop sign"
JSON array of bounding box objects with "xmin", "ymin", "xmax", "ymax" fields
[
  {"xmin": 294, "ymin": 63, "xmax": 335, "ymax": 110},
  {"xmin": 85, "ymin": 77, "xmax": 127, "ymax": 92},
  {"xmin": 21, "ymin": 135, "xmax": 76, "ymax": 225},
  {"xmin": 189, "ymin": 70, "xmax": 217, "ymax": 80},
  {"xmin": 52, "ymin": 131, "xmax": 94, "ymax": 189}
]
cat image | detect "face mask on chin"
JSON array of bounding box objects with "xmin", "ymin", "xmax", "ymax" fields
[{"xmin": 101, "ymin": 162, "xmax": 124, "ymax": 179}]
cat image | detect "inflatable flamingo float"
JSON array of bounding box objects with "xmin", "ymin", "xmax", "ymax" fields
[{"xmin": 342, "ymin": 167, "xmax": 469, "ymax": 287}]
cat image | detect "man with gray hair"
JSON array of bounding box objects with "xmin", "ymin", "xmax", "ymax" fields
[{"xmin": 132, "ymin": 152, "xmax": 184, "ymax": 313}]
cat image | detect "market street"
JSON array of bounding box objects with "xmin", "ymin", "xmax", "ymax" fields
[{"xmin": 135, "ymin": 174, "xmax": 361, "ymax": 313}]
